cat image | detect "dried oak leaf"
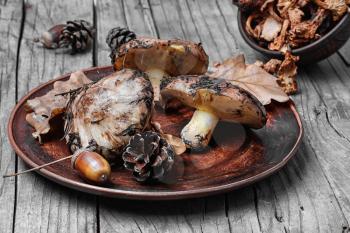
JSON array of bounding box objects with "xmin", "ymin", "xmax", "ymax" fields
[
  {"xmin": 163, "ymin": 134, "xmax": 186, "ymax": 156},
  {"xmin": 276, "ymin": 51, "xmax": 299, "ymax": 94},
  {"xmin": 209, "ymin": 54, "xmax": 289, "ymax": 105},
  {"xmin": 313, "ymin": 0, "xmax": 348, "ymax": 20},
  {"xmin": 150, "ymin": 121, "xmax": 186, "ymax": 156},
  {"xmin": 25, "ymin": 71, "xmax": 92, "ymax": 141}
]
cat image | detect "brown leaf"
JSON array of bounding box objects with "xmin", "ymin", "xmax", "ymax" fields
[
  {"xmin": 26, "ymin": 71, "xmax": 92, "ymax": 141},
  {"xmin": 163, "ymin": 134, "xmax": 186, "ymax": 156},
  {"xmin": 209, "ymin": 54, "xmax": 289, "ymax": 105}
]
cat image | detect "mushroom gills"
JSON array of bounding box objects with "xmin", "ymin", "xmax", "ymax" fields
[
  {"xmin": 146, "ymin": 68, "xmax": 168, "ymax": 102},
  {"xmin": 181, "ymin": 110, "xmax": 219, "ymax": 150}
]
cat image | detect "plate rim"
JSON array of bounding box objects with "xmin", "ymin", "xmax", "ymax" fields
[{"xmin": 8, "ymin": 66, "xmax": 304, "ymax": 200}]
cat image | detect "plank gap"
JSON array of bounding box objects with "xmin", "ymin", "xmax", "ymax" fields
[
  {"xmin": 92, "ymin": 0, "xmax": 97, "ymax": 67},
  {"xmin": 337, "ymin": 51, "xmax": 350, "ymax": 67},
  {"xmin": 253, "ymin": 186, "xmax": 263, "ymax": 232},
  {"xmin": 92, "ymin": 1, "xmax": 99, "ymax": 232},
  {"xmin": 224, "ymin": 194, "xmax": 229, "ymax": 217},
  {"xmin": 146, "ymin": 0, "xmax": 160, "ymax": 38},
  {"xmin": 96, "ymin": 196, "xmax": 100, "ymax": 233},
  {"xmin": 121, "ymin": 0, "xmax": 128, "ymax": 28},
  {"xmin": 12, "ymin": 0, "xmax": 25, "ymax": 232},
  {"xmin": 304, "ymin": 132, "xmax": 350, "ymax": 228}
]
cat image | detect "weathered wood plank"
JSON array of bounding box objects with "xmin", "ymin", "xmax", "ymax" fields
[
  {"xmin": 149, "ymin": 0, "xmax": 350, "ymax": 232},
  {"xmin": 95, "ymin": 0, "xmax": 156, "ymax": 66},
  {"xmin": 338, "ymin": 40, "xmax": 350, "ymax": 66},
  {"xmin": 213, "ymin": 0, "xmax": 350, "ymax": 232},
  {"xmin": 99, "ymin": 196, "xmax": 231, "ymax": 233},
  {"xmin": 96, "ymin": 0, "xmax": 231, "ymax": 232},
  {"xmin": 0, "ymin": 0, "xmax": 23, "ymax": 232},
  {"xmin": 14, "ymin": 0, "xmax": 97, "ymax": 232},
  {"xmin": 298, "ymin": 55, "xmax": 350, "ymax": 223},
  {"xmin": 98, "ymin": 0, "xmax": 350, "ymax": 232}
]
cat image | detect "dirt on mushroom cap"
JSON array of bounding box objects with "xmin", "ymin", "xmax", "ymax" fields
[
  {"xmin": 160, "ymin": 75, "xmax": 267, "ymax": 129},
  {"xmin": 66, "ymin": 69, "xmax": 154, "ymax": 157}
]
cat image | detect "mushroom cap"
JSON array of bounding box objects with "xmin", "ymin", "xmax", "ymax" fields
[
  {"xmin": 160, "ymin": 76, "xmax": 266, "ymax": 129},
  {"xmin": 68, "ymin": 69, "xmax": 153, "ymax": 154},
  {"xmin": 113, "ymin": 37, "xmax": 209, "ymax": 76}
]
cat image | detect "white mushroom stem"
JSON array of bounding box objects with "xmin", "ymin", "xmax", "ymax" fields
[
  {"xmin": 181, "ymin": 110, "xmax": 219, "ymax": 150},
  {"xmin": 146, "ymin": 68, "xmax": 168, "ymax": 102}
]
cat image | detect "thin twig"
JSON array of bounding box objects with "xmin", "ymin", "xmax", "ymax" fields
[{"xmin": 2, "ymin": 155, "xmax": 73, "ymax": 178}]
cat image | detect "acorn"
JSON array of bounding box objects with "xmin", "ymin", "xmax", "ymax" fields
[
  {"xmin": 33, "ymin": 20, "xmax": 95, "ymax": 54},
  {"xmin": 72, "ymin": 150, "xmax": 111, "ymax": 184},
  {"xmin": 33, "ymin": 24, "xmax": 66, "ymax": 49},
  {"xmin": 2, "ymin": 148, "xmax": 111, "ymax": 185}
]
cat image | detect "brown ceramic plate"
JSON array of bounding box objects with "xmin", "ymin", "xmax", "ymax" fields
[{"xmin": 8, "ymin": 66, "xmax": 303, "ymax": 200}]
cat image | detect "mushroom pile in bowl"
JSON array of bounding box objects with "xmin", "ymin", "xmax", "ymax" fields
[{"xmin": 235, "ymin": 0, "xmax": 350, "ymax": 64}]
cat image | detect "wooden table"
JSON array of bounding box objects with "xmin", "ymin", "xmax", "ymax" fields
[{"xmin": 1, "ymin": 0, "xmax": 350, "ymax": 232}]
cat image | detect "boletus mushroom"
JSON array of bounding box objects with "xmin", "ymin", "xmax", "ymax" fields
[
  {"xmin": 65, "ymin": 69, "xmax": 153, "ymax": 161},
  {"xmin": 160, "ymin": 76, "xmax": 266, "ymax": 151},
  {"xmin": 112, "ymin": 37, "xmax": 209, "ymax": 101}
]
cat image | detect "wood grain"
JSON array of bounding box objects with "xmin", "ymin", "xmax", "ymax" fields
[
  {"xmin": 95, "ymin": 0, "xmax": 156, "ymax": 67},
  {"xmin": 14, "ymin": 0, "xmax": 97, "ymax": 232},
  {"xmin": 210, "ymin": 1, "xmax": 350, "ymax": 232},
  {"xmin": 2, "ymin": 0, "xmax": 350, "ymax": 232},
  {"xmin": 0, "ymin": 0, "xmax": 23, "ymax": 232},
  {"xmin": 95, "ymin": 0, "xmax": 350, "ymax": 232},
  {"xmin": 95, "ymin": 0, "xmax": 229, "ymax": 232},
  {"xmin": 339, "ymin": 40, "xmax": 350, "ymax": 66}
]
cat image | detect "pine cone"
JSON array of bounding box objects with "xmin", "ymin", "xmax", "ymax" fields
[
  {"xmin": 34, "ymin": 20, "xmax": 95, "ymax": 54},
  {"xmin": 106, "ymin": 27, "xmax": 136, "ymax": 63},
  {"xmin": 59, "ymin": 20, "xmax": 95, "ymax": 54},
  {"xmin": 122, "ymin": 131, "xmax": 175, "ymax": 183}
]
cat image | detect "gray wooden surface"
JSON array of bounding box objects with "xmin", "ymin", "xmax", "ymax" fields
[{"xmin": 0, "ymin": 0, "xmax": 350, "ymax": 232}]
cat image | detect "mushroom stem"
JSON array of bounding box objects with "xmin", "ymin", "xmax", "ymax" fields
[
  {"xmin": 146, "ymin": 68, "xmax": 168, "ymax": 102},
  {"xmin": 181, "ymin": 110, "xmax": 219, "ymax": 150}
]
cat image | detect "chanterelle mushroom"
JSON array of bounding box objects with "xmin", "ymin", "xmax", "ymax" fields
[
  {"xmin": 65, "ymin": 69, "xmax": 153, "ymax": 160},
  {"xmin": 112, "ymin": 37, "xmax": 209, "ymax": 101},
  {"xmin": 160, "ymin": 76, "xmax": 266, "ymax": 150}
]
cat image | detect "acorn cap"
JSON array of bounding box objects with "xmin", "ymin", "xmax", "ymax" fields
[
  {"xmin": 113, "ymin": 37, "xmax": 209, "ymax": 76},
  {"xmin": 160, "ymin": 76, "xmax": 266, "ymax": 129}
]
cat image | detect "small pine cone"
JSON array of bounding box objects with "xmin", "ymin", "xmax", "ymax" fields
[
  {"xmin": 106, "ymin": 27, "xmax": 136, "ymax": 63},
  {"xmin": 122, "ymin": 131, "xmax": 175, "ymax": 183},
  {"xmin": 59, "ymin": 20, "xmax": 95, "ymax": 54}
]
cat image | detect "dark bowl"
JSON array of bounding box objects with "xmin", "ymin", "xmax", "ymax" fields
[{"xmin": 238, "ymin": 10, "xmax": 350, "ymax": 64}]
